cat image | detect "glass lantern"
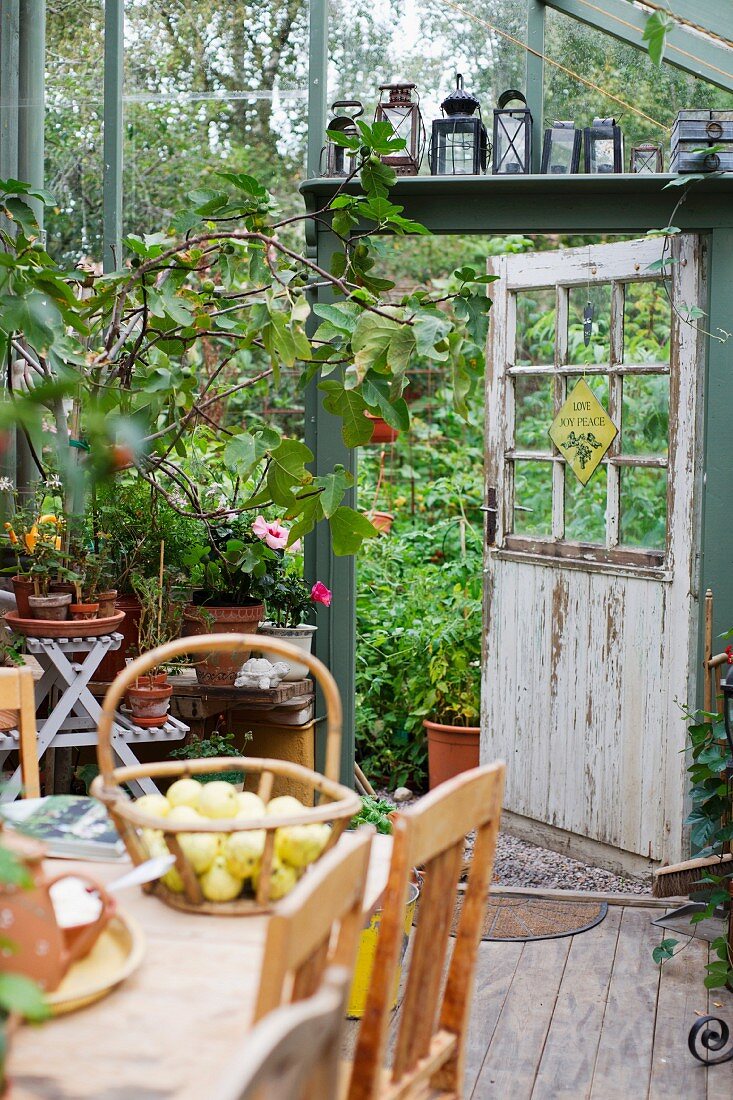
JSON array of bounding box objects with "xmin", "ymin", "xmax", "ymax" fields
[
  {"xmin": 323, "ymin": 101, "xmax": 364, "ymax": 177},
  {"xmin": 583, "ymin": 117, "xmax": 624, "ymax": 173},
  {"xmin": 374, "ymin": 83, "xmax": 425, "ymax": 175},
  {"xmin": 492, "ymin": 90, "xmax": 532, "ymax": 175},
  {"xmin": 541, "ymin": 120, "xmax": 581, "ymax": 174},
  {"xmin": 429, "ymin": 74, "xmax": 488, "ymax": 176},
  {"xmin": 630, "ymin": 141, "xmax": 664, "ymax": 175}
]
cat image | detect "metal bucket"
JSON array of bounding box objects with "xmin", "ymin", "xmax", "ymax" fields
[{"xmin": 347, "ymin": 881, "xmax": 419, "ymax": 1019}]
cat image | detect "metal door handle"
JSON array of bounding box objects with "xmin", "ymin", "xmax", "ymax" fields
[{"xmin": 482, "ymin": 487, "xmax": 498, "ymax": 546}]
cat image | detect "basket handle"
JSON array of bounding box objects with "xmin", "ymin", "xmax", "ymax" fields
[{"xmin": 96, "ymin": 633, "xmax": 343, "ymax": 786}]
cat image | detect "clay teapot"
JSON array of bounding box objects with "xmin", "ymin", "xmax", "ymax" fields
[{"xmin": 0, "ymin": 828, "xmax": 115, "ymax": 992}]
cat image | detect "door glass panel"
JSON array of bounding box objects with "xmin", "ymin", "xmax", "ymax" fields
[
  {"xmin": 515, "ymin": 289, "xmax": 556, "ymax": 365},
  {"xmin": 622, "ymin": 375, "xmax": 669, "ymax": 456},
  {"xmin": 514, "ymin": 460, "xmax": 553, "ymax": 536},
  {"xmin": 564, "ymin": 464, "xmax": 606, "ymax": 543},
  {"xmin": 514, "ymin": 376, "xmax": 553, "ymax": 451},
  {"xmin": 568, "ymin": 283, "xmax": 611, "ymax": 365},
  {"xmin": 620, "ymin": 467, "xmax": 667, "ymax": 549},
  {"xmin": 623, "ymin": 281, "xmax": 671, "ymax": 363}
]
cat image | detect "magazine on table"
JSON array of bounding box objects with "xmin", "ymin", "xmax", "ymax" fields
[{"xmin": 1, "ymin": 795, "xmax": 126, "ymax": 860}]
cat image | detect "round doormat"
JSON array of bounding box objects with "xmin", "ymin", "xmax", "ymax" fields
[{"xmin": 450, "ymin": 892, "xmax": 608, "ymax": 942}]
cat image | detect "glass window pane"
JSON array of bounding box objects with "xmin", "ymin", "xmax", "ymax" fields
[
  {"xmin": 515, "ymin": 290, "xmax": 555, "ymax": 366},
  {"xmin": 568, "ymin": 284, "xmax": 611, "ymax": 365},
  {"xmin": 564, "ymin": 464, "xmax": 606, "ymax": 544},
  {"xmin": 620, "ymin": 467, "xmax": 667, "ymax": 549},
  {"xmin": 514, "ymin": 376, "xmax": 553, "ymax": 451},
  {"xmin": 514, "ymin": 461, "xmax": 553, "ymax": 536},
  {"xmin": 623, "ymin": 281, "xmax": 671, "ymax": 364},
  {"xmin": 622, "ymin": 375, "xmax": 669, "ymax": 456}
]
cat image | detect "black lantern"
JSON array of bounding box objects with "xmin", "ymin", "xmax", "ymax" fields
[
  {"xmin": 429, "ymin": 74, "xmax": 488, "ymax": 176},
  {"xmin": 374, "ymin": 83, "xmax": 425, "ymax": 175},
  {"xmin": 583, "ymin": 117, "xmax": 624, "ymax": 173},
  {"xmin": 541, "ymin": 120, "xmax": 581, "ymax": 174},
  {"xmin": 630, "ymin": 140, "xmax": 664, "ymax": 174},
  {"xmin": 323, "ymin": 100, "xmax": 364, "ymax": 177},
  {"xmin": 721, "ymin": 663, "xmax": 733, "ymax": 762},
  {"xmin": 492, "ymin": 90, "xmax": 532, "ymax": 175}
]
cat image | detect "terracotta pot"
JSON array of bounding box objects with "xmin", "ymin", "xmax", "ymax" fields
[
  {"xmin": 27, "ymin": 593, "xmax": 71, "ymax": 621},
  {"xmin": 369, "ymin": 510, "xmax": 394, "ymax": 535},
  {"xmin": 365, "ymin": 413, "xmax": 399, "ymax": 445},
  {"xmin": 127, "ymin": 683, "xmax": 173, "ymax": 728},
  {"xmin": 183, "ymin": 601, "xmax": 265, "ymax": 685},
  {"xmin": 11, "ymin": 576, "xmax": 32, "ymax": 618},
  {"xmin": 95, "ymin": 594, "xmax": 141, "ymax": 682},
  {"xmin": 69, "ymin": 602, "xmax": 99, "ymax": 621},
  {"xmin": 96, "ymin": 589, "xmax": 117, "ymax": 618},
  {"xmin": 423, "ymin": 719, "xmax": 480, "ymax": 789},
  {"xmin": 257, "ymin": 623, "xmax": 317, "ymax": 681}
]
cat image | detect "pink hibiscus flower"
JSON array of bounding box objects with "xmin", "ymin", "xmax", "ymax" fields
[
  {"xmin": 252, "ymin": 515, "xmax": 290, "ymax": 550},
  {"xmin": 311, "ymin": 581, "xmax": 332, "ymax": 607}
]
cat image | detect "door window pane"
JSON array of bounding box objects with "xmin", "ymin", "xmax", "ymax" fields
[
  {"xmin": 622, "ymin": 375, "xmax": 669, "ymax": 456},
  {"xmin": 568, "ymin": 283, "xmax": 611, "ymax": 365},
  {"xmin": 620, "ymin": 467, "xmax": 667, "ymax": 549},
  {"xmin": 564, "ymin": 464, "xmax": 606, "ymax": 544},
  {"xmin": 513, "ymin": 460, "xmax": 553, "ymax": 536},
  {"xmin": 514, "ymin": 375, "xmax": 553, "ymax": 451},
  {"xmin": 515, "ymin": 289, "xmax": 556, "ymax": 366},
  {"xmin": 623, "ymin": 281, "xmax": 671, "ymax": 364}
]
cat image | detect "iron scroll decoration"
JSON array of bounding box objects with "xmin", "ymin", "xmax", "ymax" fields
[{"xmin": 688, "ymin": 1015, "xmax": 733, "ymax": 1065}]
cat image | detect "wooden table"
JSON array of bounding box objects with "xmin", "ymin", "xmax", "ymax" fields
[{"xmin": 9, "ymin": 832, "xmax": 392, "ymax": 1099}]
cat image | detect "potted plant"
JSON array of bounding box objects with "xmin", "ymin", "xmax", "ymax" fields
[
  {"xmin": 181, "ymin": 516, "xmax": 281, "ymax": 685},
  {"xmin": 126, "ymin": 574, "xmax": 184, "ymax": 727},
  {"xmin": 365, "ymin": 413, "xmax": 399, "ymax": 445},
  {"xmin": 169, "ymin": 730, "xmax": 249, "ymax": 786},
  {"xmin": 258, "ymin": 566, "xmax": 331, "ymax": 681},
  {"xmin": 1, "ymin": 484, "xmax": 65, "ymax": 618}
]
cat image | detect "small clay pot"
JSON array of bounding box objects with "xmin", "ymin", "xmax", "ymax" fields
[
  {"xmin": 127, "ymin": 683, "xmax": 173, "ymax": 728},
  {"xmin": 27, "ymin": 593, "xmax": 72, "ymax": 621},
  {"xmin": 69, "ymin": 602, "xmax": 100, "ymax": 621},
  {"xmin": 11, "ymin": 576, "xmax": 33, "ymax": 618},
  {"xmin": 96, "ymin": 590, "xmax": 118, "ymax": 618},
  {"xmin": 365, "ymin": 413, "xmax": 399, "ymax": 445}
]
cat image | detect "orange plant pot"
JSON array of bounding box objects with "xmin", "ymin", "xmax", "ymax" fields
[
  {"xmin": 365, "ymin": 414, "xmax": 399, "ymax": 445},
  {"xmin": 423, "ymin": 719, "xmax": 480, "ymax": 789},
  {"xmin": 182, "ymin": 602, "xmax": 265, "ymax": 685}
]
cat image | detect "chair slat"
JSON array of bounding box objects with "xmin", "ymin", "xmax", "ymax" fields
[{"xmin": 0, "ymin": 667, "xmax": 40, "ymax": 799}]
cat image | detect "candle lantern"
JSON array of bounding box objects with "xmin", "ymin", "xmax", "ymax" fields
[
  {"xmin": 492, "ymin": 90, "xmax": 532, "ymax": 175},
  {"xmin": 323, "ymin": 100, "xmax": 364, "ymax": 177},
  {"xmin": 541, "ymin": 120, "xmax": 581, "ymax": 174},
  {"xmin": 630, "ymin": 140, "xmax": 664, "ymax": 174},
  {"xmin": 429, "ymin": 74, "xmax": 489, "ymax": 175},
  {"xmin": 374, "ymin": 83, "xmax": 425, "ymax": 175},
  {"xmin": 584, "ymin": 117, "xmax": 624, "ymax": 173}
]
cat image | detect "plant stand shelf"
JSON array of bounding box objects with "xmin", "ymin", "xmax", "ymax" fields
[{"xmin": 0, "ymin": 632, "xmax": 188, "ymax": 801}]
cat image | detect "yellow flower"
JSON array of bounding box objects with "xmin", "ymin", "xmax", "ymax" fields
[
  {"xmin": 38, "ymin": 514, "xmax": 58, "ymax": 525},
  {"xmin": 54, "ymin": 536, "xmax": 62, "ymax": 550},
  {"xmin": 4, "ymin": 523, "xmax": 17, "ymax": 546},
  {"xmin": 24, "ymin": 526, "xmax": 38, "ymax": 554}
]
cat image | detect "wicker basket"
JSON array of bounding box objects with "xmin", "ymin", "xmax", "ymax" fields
[{"xmin": 91, "ymin": 633, "xmax": 360, "ymax": 914}]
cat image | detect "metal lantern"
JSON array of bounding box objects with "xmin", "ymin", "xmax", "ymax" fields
[
  {"xmin": 721, "ymin": 663, "xmax": 733, "ymax": 761},
  {"xmin": 429, "ymin": 74, "xmax": 489, "ymax": 176},
  {"xmin": 323, "ymin": 100, "xmax": 364, "ymax": 177},
  {"xmin": 630, "ymin": 140, "xmax": 664, "ymax": 175},
  {"xmin": 541, "ymin": 120, "xmax": 581, "ymax": 174},
  {"xmin": 374, "ymin": 83, "xmax": 425, "ymax": 175},
  {"xmin": 492, "ymin": 90, "xmax": 532, "ymax": 175},
  {"xmin": 583, "ymin": 117, "xmax": 624, "ymax": 173}
]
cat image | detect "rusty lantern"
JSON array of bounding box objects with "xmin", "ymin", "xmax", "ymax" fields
[
  {"xmin": 630, "ymin": 140, "xmax": 664, "ymax": 174},
  {"xmin": 374, "ymin": 82, "xmax": 425, "ymax": 175}
]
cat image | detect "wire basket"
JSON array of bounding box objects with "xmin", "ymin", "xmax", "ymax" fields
[{"xmin": 91, "ymin": 633, "xmax": 360, "ymax": 914}]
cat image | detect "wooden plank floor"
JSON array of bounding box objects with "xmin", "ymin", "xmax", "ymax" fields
[{"xmin": 345, "ymin": 904, "xmax": 733, "ymax": 1099}]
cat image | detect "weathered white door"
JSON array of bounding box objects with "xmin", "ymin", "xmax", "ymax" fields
[{"xmin": 483, "ymin": 236, "xmax": 706, "ymax": 873}]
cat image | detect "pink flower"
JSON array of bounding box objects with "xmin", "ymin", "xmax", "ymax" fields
[
  {"xmin": 311, "ymin": 581, "xmax": 332, "ymax": 607},
  {"xmin": 252, "ymin": 515, "xmax": 289, "ymax": 550},
  {"xmin": 287, "ymin": 538, "xmax": 302, "ymax": 554}
]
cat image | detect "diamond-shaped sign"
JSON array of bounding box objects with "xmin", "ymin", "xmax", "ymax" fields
[{"xmin": 548, "ymin": 378, "xmax": 618, "ymax": 486}]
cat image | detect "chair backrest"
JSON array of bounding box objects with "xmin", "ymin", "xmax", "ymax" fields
[
  {"xmin": 213, "ymin": 966, "xmax": 350, "ymax": 1100},
  {"xmin": 348, "ymin": 762, "xmax": 505, "ymax": 1100},
  {"xmin": 254, "ymin": 827, "xmax": 372, "ymax": 1021},
  {"xmin": 0, "ymin": 666, "xmax": 39, "ymax": 798}
]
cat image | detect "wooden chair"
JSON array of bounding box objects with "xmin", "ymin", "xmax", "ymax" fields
[
  {"xmin": 213, "ymin": 966, "xmax": 350, "ymax": 1100},
  {"xmin": 0, "ymin": 666, "xmax": 40, "ymax": 798},
  {"xmin": 346, "ymin": 762, "xmax": 506, "ymax": 1100},
  {"xmin": 254, "ymin": 827, "xmax": 372, "ymax": 1021}
]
